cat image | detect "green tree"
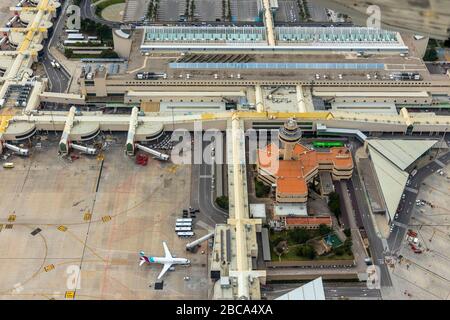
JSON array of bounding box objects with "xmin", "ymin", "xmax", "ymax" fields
[
  {"xmin": 289, "ymin": 228, "xmax": 309, "ymax": 244},
  {"xmin": 342, "ymin": 238, "xmax": 353, "ymax": 255},
  {"xmin": 343, "ymin": 228, "xmax": 351, "ymax": 238},
  {"xmin": 255, "ymin": 179, "xmax": 271, "ymax": 197},
  {"xmin": 296, "ymin": 244, "xmax": 316, "ymax": 259},
  {"xmin": 328, "ymin": 192, "xmax": 341, "ymax": 219},
  {"xmin": 215, "ymin": 196, "xmax": 229, "ymax": 211},
  {"xmin": 318, "ymin": 224, "xmax": 332, "ymax": 236},
  {"xmin": 424, "ymin": 47, "xmax": 438, "ymax": 61},
  {"xmin": 99, "ymin": 49, "xmax": 119, "ymax": 58},
  {"xmin": 64, "ymin": 48, "xmax": 73, "ymax": 58},
  {"xmin": 334, "ymin": 246, "xmax": 345, "ymax": 256}
]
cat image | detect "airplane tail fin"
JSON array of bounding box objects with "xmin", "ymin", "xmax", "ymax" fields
[{"xmin": 139, "ymin": 251, "xmax": 149, "ymax": 266}]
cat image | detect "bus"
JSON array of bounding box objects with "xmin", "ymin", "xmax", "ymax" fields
[
  {"xmin": 67, "ymin": 34, "xmax": 85, "ymax": 40},
  {"xmin": 312, "ymin": 141, "xmax": 344, "ymax": 148},
  {"xmin": 176, "ymin": 222, "xmax": 192, "ymax": 227},
  {"xmin": 176, "ymin": 218, "xmax": 193, "ymax": 222},
  {"xmin": 65, "ymin": 29, "xmax": 80, "ymax": 33},
  {"xmin": 175, "ymin": 227, "xmax": 192, "ymax": 232},
  {"xmin": 177, "ymin": 231, "xmax": 195, "ymax": 237}
]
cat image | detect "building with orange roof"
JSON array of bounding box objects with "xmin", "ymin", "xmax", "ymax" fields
[
  {"xmin": 284, "ymin": 216, "xmax": 333, "ymax": 230},
  {"xmin": 256, "ymin": 119, "xmax": 353, "ymax": 203}
]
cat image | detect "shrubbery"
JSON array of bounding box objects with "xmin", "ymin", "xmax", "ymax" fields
[
  {"xmin": 215, "ymin": 196, "xmax": 229, "ymax": 211},
  {"xmin": 295, "ymin": 244, "xmax": 316, "ymax": 259},
  {"xmin": 255, "ymin": 179, "xmax": 271, "ymax": 197},
  {"xmin": 328, "ymin": 192, "xmax": 341, "ymax": 219}
]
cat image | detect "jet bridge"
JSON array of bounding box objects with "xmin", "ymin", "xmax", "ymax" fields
[
  {"xmin": 126, "ymin": 106, "xmax": 165, "ymax": 157},
  {"xmin": 58, "ymin": 106, "xmax": 98, "ymax": 155}
]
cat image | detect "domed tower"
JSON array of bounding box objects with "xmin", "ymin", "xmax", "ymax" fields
[{"xmin": 279, "ymin": 118, "xmax": 302, "ymax": 160}]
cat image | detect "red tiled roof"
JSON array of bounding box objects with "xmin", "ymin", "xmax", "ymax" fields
[
  {"xmin": 257, "ymin": 142, "xmax": 353, "ymax": 196},
  {"xmin": 286, "ymin": 216, "xmax": 332, "ymax": 226}
]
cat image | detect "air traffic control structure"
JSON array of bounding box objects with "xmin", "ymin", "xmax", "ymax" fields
[{"xmin": 1, "ymin": 0, "xmax": 450, "ymax": 301}]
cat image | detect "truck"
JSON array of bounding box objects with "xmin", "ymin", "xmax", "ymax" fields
[{"xmin": 135, "ymin": 72, "xmax": 167, "ymax": 80}]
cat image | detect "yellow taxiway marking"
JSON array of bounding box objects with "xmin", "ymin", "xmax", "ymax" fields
[
  {"xmin": 101, "ymin": 215, "xmax": 111, "ymax": 223},
  {"xmin": 166, "ymin": 164, "xmax": 179, "ymax": 174},
  {"xmin": 44, "ymin": 264, "xmax": 55, "ymax": 272},
  {"xmin": 65, "ymin": 291, "xmax": 75, "ymax": 299},
  {"xmin": 57, "ymin": 225, "xmax": 68, "ymax": 232},
  {"xmin": 83, "ymin": 212, "xmax": 92, "ymax": 221},
  {"xmin": 7, "ymin": 214, "xmax": 16, "ymax": 222}
]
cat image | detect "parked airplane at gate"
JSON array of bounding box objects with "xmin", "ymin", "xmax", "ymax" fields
[{"xmin": 139, "ymin": 241, "xmax": 190, "ymax": 279}]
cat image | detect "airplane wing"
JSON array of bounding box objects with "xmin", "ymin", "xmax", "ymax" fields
[
  {"xmin": 162, "ymin": 241, "xmax": 172, "ymax": 259},
  {"xmin": 157, "ymin": 263, "xmax": 172, "ymax": 280}
]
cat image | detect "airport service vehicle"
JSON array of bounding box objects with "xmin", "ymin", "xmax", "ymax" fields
[
  {"xmin": 2, "ymin": 162, "xmax": 14, "ymax": 168},
  {"xmin": 175, "ymin": 226, "xmax": 192, "ymax": 232},
  {"xmin": 67, "ymin": 33, "xmax": 84, "ymax": 40},
  {"xmin": 50, "ymin": 60, "xmax": 56, "ymax": 68},
  {"xmin": 312, "ymin": 141, "xmax": 344, "ymax": 148},
  {"xmin": 177, "ymin": 231, "xmax": 195, "ymax": 238},
  {"xmin": 135, "ymin": 72, "xmax": 167, "ymax": 80},
  {"xmin": 139, "ymin": 241, "xmax": 190, "ymax": 280},
  {"xmin": 407, "ymin": 229, "xmax": 418, "ymax": 237},
  {"xmin": 176, "ymin": 222, "xmax": 192, "ymax": 227}
]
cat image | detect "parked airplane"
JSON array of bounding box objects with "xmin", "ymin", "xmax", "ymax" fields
[{"xmin": 139, "ymin": 241, "xmax": 190, "ymax": 280}]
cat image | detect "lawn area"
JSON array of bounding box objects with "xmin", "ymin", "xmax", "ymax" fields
[
  {"xmin": 96, "ymin": 0, "xmax": 125, "ymax": 13},
  {"xmin": 270, "ymin": 244, "xmax": 354, "ymax": 261},
  {"xmin": 269, "ymin": 228, "xmax": 354, "ymax": 262}
]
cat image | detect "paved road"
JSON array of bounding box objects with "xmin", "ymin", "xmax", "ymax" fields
[
  {"xmin": 42, "ymin": 0, "xmax": 70, "ymax": 93},
  {"xmin": 275, "ymin": 0, "xmax": 300, "ymax": 23},
  {"xmin": 306, "ymin": 1, "xmax": 329, "ymax": 22},
  {"xmin": 388, "ymin": 149, "xmax": 450, "ymax": 254},
  {"xmin": 264, "ymin": 282, "xmax": 381, "ymax": 300},
  {"xmin": 190, "ymin": 140, "xmax": 227, "ymax": 227},
  {"xmin": 348, "ymin": 140, "xmax": 392, "ymax": 287}
]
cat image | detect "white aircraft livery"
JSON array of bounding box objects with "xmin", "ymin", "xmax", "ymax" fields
[{"xmin": 139, "ymin": 241, "xmax": 190, "ymax": 280}]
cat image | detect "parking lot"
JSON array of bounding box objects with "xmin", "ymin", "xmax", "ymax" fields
[
  {"xmin": 274, "ymin": 0, "xmax": 300, "ymax": 23},
  {"xmin": 388, "ymin": 163, "xmax": 450, "ymax": 299},
  {"xmin": 230, "ymin": 0, "xmax": 259, "ymax": 22},
  {"xmin": 0, "ymin": 135, "xmax": 209, "ymax": 299}
]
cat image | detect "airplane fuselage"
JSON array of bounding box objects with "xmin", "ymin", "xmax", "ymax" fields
[{"xmin": 146, "ymin": 257, "xmax": 190, "ymax": 265}]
